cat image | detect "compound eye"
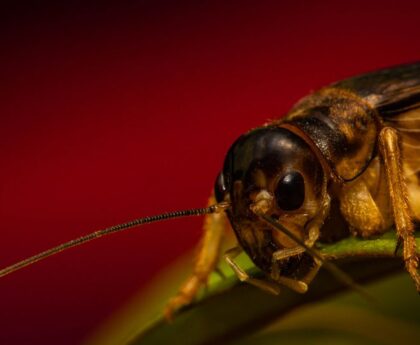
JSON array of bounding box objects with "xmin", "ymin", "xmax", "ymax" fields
[
  {"xmin": 275, "ymin": 171, "xmax": 305, "ymax": 211},
  {"xmin": 214, "ymin": 172, "xmax": 229, "ymax": 202}
]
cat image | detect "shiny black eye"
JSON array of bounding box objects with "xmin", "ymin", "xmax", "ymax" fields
[
  {"xmin": 275, "ymin": 171, "xmax": 305, "ymax": 211},
  {"xmin": 214, "ymin": 172, "xmax": 229, "ymax": 202}
]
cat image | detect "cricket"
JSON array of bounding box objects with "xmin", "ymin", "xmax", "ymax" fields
[{"xmin": 1, "ymin": 62, "xmax": 419, "ymax": 320}]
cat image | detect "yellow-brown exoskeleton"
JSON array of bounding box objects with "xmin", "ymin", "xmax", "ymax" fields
[
  {"xmin": 165, "ymin": 62, "xmax": 420, "ymax": 317},
  {"xmin": 1, "ymin": 63, "xmax": 419, "ymax": 320}
]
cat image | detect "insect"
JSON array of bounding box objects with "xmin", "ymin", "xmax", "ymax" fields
[{"xmin": 1, "ymin": 62, "xmax": 420, "ymax": 320}]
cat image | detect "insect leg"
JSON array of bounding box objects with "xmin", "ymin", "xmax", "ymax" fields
[
  {"xmin": 379, "ymin": 127, "xmax": 420, "ymax": 291},
  {"xmin": 224, "ymin": 246, "xmax": 281, "ymax": 295},
  {"xmin": 164, "ymin": 196, "xmax": 227, "ymax": 320},
  {"xmin": 339, "ymin": 159, "xmax": 392, "ymax": 238}
]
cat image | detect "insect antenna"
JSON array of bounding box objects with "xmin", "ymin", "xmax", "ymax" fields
[
  {"xmin": 0, "ymin": 202, "xmax": 230, "ymax": 278},
  {"xmin": 257, "ymin": 213, "xmax": 375, "ymax": 302}
]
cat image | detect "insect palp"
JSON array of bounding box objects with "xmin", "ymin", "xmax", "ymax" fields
[
  {"xmin": 256, "ymin": 212, "xmax": 375, "ymax": 303},
  {"xmin": 249, "ymin": 189, "xmax": 273, "ymax": 214}
]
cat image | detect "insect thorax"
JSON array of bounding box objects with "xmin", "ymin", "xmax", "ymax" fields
[{"xmin": 282, "ymin": 87, "xmax": 380, "ymax": 182}]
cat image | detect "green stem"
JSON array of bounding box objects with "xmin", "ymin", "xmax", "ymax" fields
[
  {"xmin": 92, "ymin": 231, "xmax": 420, "ymax": 345},
  {"xmin": 319, "ymin": 231, "xmax": 419, "ymax": 259}
]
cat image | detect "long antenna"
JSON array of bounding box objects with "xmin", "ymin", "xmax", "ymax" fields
[
  {"xmin": 258, "ymin": 213, "xmax": 375, "ymax": 302},
  {"xmin": 0, "ymin": 203, "xmax": 229, "ymax": 278}
]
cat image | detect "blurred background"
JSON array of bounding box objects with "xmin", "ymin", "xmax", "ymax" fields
[{"xmin": 1, "ymin": 0, "xmax": 420, "ymax": 344}]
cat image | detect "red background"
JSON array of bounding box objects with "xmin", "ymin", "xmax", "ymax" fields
[{"xmin": 1, "ymin": 1, "xmax": 420, "ymax": 343}]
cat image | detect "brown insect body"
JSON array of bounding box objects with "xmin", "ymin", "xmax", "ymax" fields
[
  {"xmin": 166, "ymin": 63, "xmax": 420, "ymax": 316},
  {"xmin": 285, "ymin": 65, "xmax": 420, "ymax": 235}
]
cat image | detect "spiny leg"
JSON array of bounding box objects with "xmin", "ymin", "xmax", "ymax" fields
[
  {"xmin": 379, "ymin": 127, "xmax": 420, "ymax": 291},
  {"xmin": 224, "ymin": 247, "xmax": 281, "ymax": 295},
  {"xmin": 164, "ymin": 196, "xmax": 227, "ymax": 320}
]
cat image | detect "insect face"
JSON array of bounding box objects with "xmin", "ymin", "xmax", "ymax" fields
[{"xmin": 215, "ymin": 126, "xmax": 326, "ymax": 272}]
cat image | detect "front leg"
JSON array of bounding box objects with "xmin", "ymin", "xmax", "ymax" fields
[
  {"xmin": 164, "ymin": 196, "xmax": 227, "ymax": 320},
  {"xmin": 379, "ymin": 127, "xmax": 420, "ymax": 291}
]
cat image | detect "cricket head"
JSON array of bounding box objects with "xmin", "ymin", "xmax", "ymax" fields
[{"xmin": 214, "ymin": 125, "xmax": 326, "ymax": 270}]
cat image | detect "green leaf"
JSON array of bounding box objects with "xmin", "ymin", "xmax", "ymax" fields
[{"xmin": 86, "ymin": 232, "xmax": 420, "ymax": 345}]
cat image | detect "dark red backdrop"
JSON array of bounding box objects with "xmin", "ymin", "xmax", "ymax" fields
[{"xmin": 1, "ymin": 1, "xmax": 420, "ymax": 343}]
